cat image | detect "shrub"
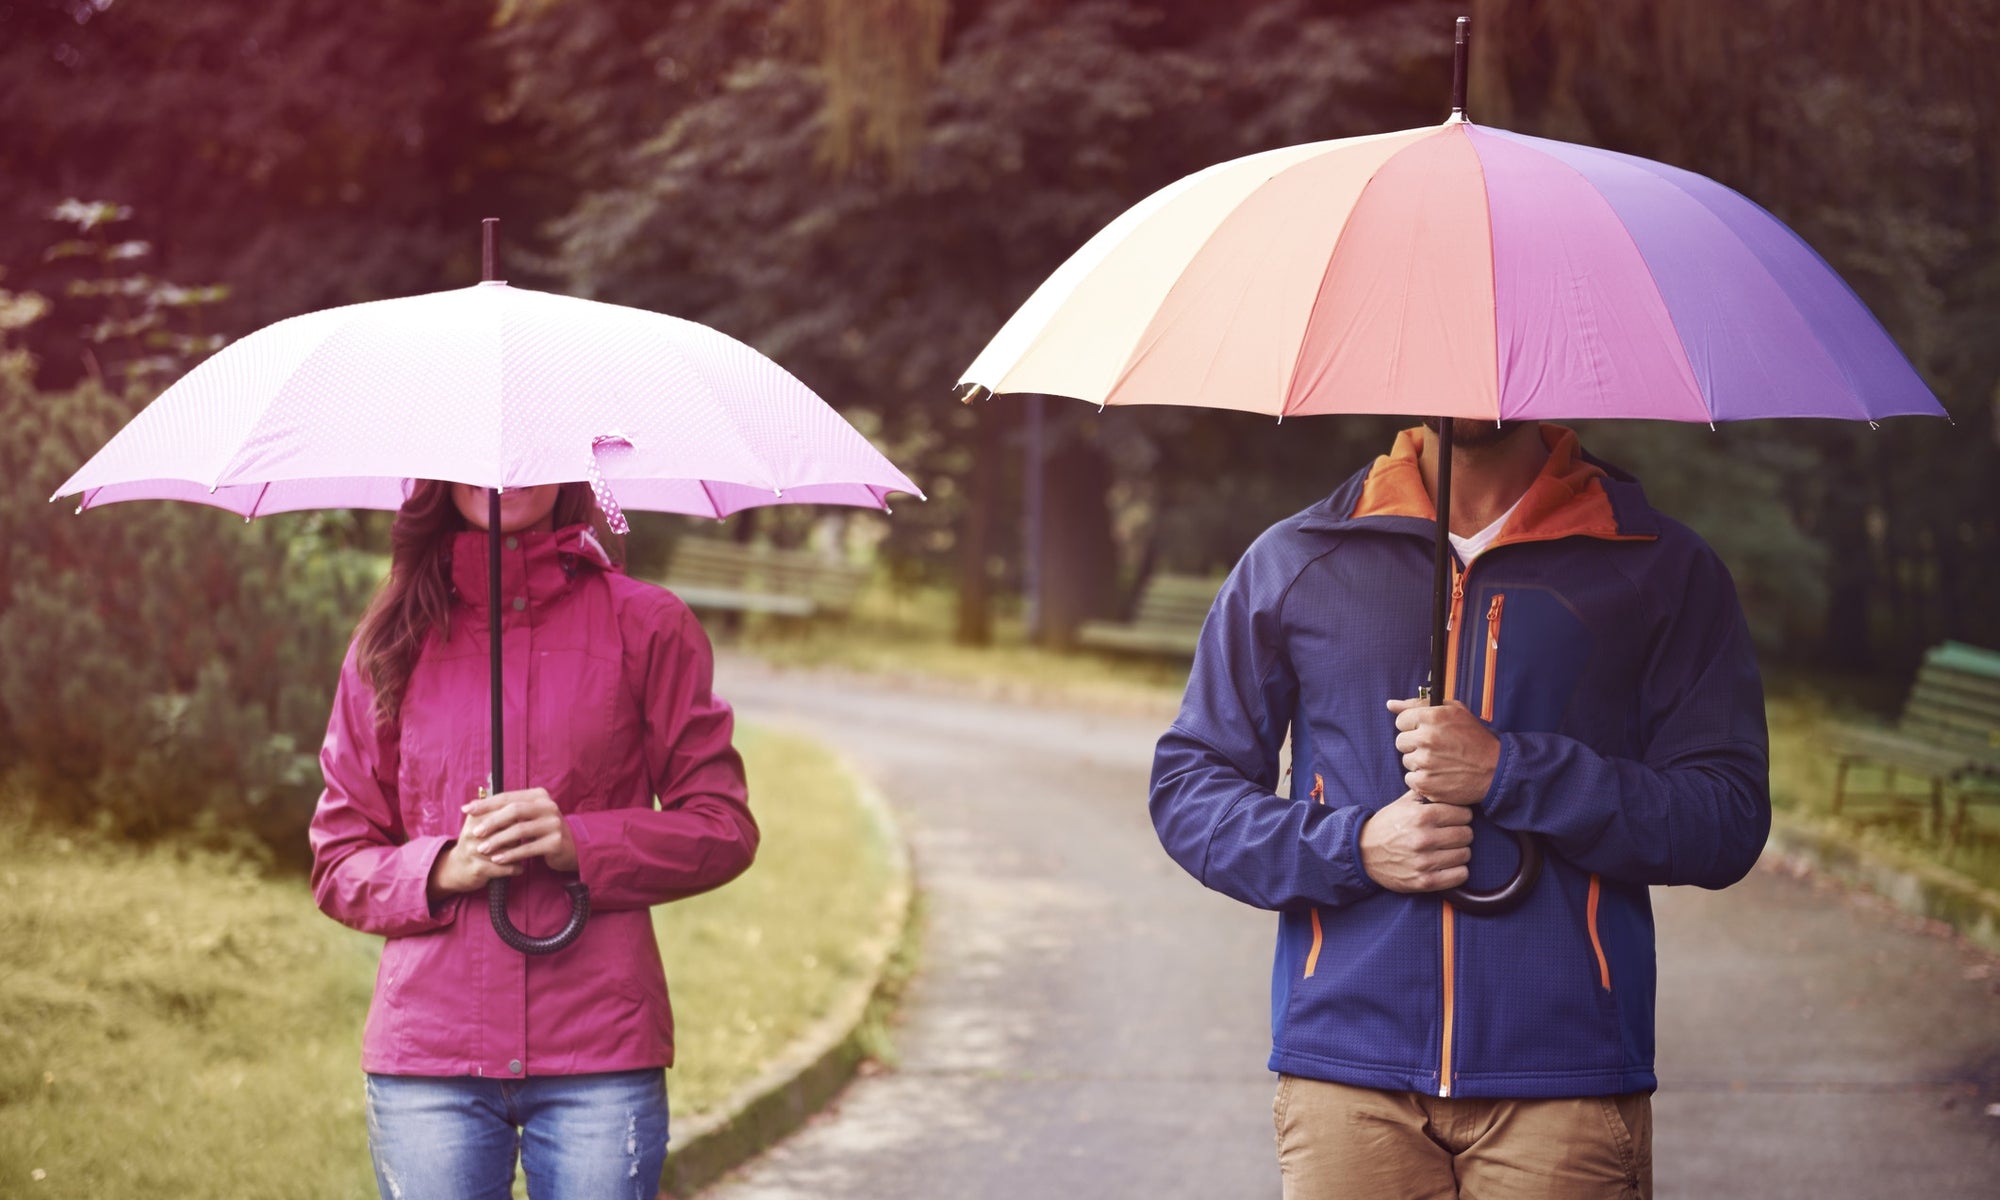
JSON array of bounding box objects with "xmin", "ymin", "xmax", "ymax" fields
[{"xmin": 0, "ymin": 355, "xmax": 375, "ymax": 865}]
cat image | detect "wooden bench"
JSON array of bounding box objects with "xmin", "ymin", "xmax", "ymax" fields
[
  {"xmin": 659, "ymin": 538, "xmax": 869, "ymax": 620},
  {"xmin": 1829, "ymin": 641, "xmax": 2000, "ymax": 844},
  {"xmin": 1075, "ymin": 573, "xmax": 1222, "ymax": 658}
]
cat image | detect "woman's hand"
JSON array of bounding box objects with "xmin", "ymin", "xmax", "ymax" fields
[
  {"xmin": 427, "ymin": 807, "xmax": 523, "ymax": 898},
  {"xmin": 426, "ymin": 787, "xmax": 579, "ymax": 900},
  {"xmin": 465, "ymin": 786, "xmax": 579, "ymax": 873}
]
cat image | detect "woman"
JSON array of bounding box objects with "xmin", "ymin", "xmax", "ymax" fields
[{"xmin": 309, "ymin": 478, "xmax": 756, "ymax": 1199}]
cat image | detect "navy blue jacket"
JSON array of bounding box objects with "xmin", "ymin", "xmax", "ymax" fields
[{"xmin": 1150, "ymin": 426, "xmax": 1769, "ymax": 1099}]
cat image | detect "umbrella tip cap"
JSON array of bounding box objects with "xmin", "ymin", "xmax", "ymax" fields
[{"xmin": 954, "ymin": 382, "xmax": 992, "ymax": 405}]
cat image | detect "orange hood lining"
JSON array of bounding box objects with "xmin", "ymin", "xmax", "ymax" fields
[{"xmin": 1350, "ymin": 424, "xmax": 1655, "ymax": 547}]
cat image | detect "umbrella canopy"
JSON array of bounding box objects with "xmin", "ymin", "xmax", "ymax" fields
[
  {"xmin": 960, "ymin": 116, "xmax": 1945, "ymax": 426},
  {"xmin": 56, "ymin": 280, "xmax": 919, "ymax": 520}
]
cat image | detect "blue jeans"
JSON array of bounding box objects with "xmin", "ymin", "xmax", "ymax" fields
[{"xmin": 364, "ymin": 1070, "xmax": 669, "ymax": 1200}]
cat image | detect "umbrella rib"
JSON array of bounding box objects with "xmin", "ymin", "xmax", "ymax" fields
[
  {"xmin": 655, "ymin": 330, "xmax": 786, "ymax": 495},
  {"xmin": 1622, "ymin": 161, "xmax": 1877, "ymax": 421}
]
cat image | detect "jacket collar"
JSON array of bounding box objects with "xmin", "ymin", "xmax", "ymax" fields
[
  {"xmin": 1315, "ymin": 423, "xmax": 1659, "ymax": 546},
  {"xmin": 447, "ymin": 523, "xmax": 614, "ymax": 614}
]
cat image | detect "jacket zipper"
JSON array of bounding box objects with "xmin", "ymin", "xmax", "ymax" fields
[
  {"xmin": 1305, "ymin": 774, "xmax": 1326, "ymax": 979},
  {"xmin": 1481, "ymin": 594, "xmax": 1505, "ymax": 724},
  {"xmin": 1437, "ymin": 568, "xmax": 1468, "ymax": 1097}
]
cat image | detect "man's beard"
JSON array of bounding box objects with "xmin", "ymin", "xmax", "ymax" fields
[{"xmin": 1421, "ymin": 417, "xmax": 1526, "ymax": 449}]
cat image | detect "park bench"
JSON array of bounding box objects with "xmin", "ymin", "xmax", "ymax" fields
[
  {"xmin": 1075, "ymin": 572, "xmax": 1222, "ymax": 658},
  {"xmin": 1829, "ymin": 640, "xmax": 2000, "ymax": 845},
  {"xmin": 659, "ymin": 537, "xmax": 869, "ymax": 620}
]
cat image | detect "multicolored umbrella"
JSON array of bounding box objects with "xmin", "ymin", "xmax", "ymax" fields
[
  {"xmin": 960, "ymin": 118, "xmax": 1942, "ymax": 427},
  {"xmin": 56, "ymin": 224, "xmax": 922, "ymax": 953},
  {"xmin": 958, "ymin": 21, "xmax": 1946, "ymax": 914}
]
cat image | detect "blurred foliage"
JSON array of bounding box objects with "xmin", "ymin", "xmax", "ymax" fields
[
  {"xmin": 537, "ymin": 0, "xmax": 1452, "ymax": 636},
  {"xmin": 0, "ymin": 350, "xmax": 375, "ymax": 860},
  {"xmin": 0, "ymin": 0, "xmax": 557, "ymax": 388},
  {"xmin": 2, "ymin": 0, "xmax": 1993, "ymax": 679}
]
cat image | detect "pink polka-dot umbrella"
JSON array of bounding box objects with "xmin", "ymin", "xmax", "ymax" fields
[{"xmin": 53, "ymin": 254, "xmax": 922, "ymax": 955}]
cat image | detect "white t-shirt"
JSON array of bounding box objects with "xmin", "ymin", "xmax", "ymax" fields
[{"xmin": 1448, "ymin": 495, "xmax": 1524, "ymax": 565}]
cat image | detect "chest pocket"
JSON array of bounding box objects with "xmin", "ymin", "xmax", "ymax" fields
[
  {"xmin": 527, "ymin": 647, "xmax": 626, "ymax": 811},
  {"xmin": 1477, "ymin": 584, "xmax": 1593, "ymax": 734}
]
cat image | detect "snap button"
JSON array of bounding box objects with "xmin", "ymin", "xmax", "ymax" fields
[
  {"xmin": 508, "ymin": 1059, "xmax": 522, "ymax": 1075},
  {"xmin": 505, "ymin": 535, "xmax": 519, "ymax": 551},
  {"xmin": 512, "ymin": 596, "xmax": 527, "ymax": 612}
]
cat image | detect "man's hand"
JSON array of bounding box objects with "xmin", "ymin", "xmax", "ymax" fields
[
  {"xmin": 1360, "ymin": 791, "xmax": 1474, "ymax": 893},
  {"xmin": 1387, "ymin": 697, "xmax": 1500, "ymax": 806}
]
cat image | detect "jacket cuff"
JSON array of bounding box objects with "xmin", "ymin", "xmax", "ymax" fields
[
  {"xmin": 1480, "ymin": 734, "xmax": 1519, "ymax": 822},
  {"xmin": 412, "ymin": 836, "xmax": 463, "ymax": 928},
  {"xmin": 1339, "ymin": 805, "xmax": 1386, "ymax": 899}
]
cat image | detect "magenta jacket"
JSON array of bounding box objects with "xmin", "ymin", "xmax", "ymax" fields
[{"xmin": 309, "ymin": 524, "xmax": 756, "ymax": 1078}]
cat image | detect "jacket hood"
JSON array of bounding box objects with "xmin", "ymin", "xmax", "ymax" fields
[{"xmin": 1302, "ymin": 424, "xmax": 1661, "ymax": 548}]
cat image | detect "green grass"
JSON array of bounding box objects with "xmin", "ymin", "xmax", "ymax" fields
[
  {"xmin": 0, "ymin": 725, "xmax": 896, "ymax": 1199},
  {"xmin": 1767, "ymin": 684, "xmax": 2000, "ymax": 892},
  {"xmin": 734, "ymin": 582, "xmax": 1189, "ymax": 719},
  {"xmin": 653, "ymin": 726, "xmax": 901, "ymax": 1114}
]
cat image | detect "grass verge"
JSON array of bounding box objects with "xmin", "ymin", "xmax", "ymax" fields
[{"xmin": 0, "ymin": 724, "xmax": 894, "ymax": 1199}]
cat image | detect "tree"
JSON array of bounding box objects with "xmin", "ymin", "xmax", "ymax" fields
[
  {"xmin": 542, "ymin": 0, "xmax": 1453, "ymax": 641},
  {"xmin": 0, "ymin": 0, "xmax": 555, "ymax": 387}
]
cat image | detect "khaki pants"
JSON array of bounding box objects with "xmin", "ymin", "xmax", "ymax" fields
[{"xmin": 1273, "ymin": 1075, "xmax": 1652, "ymax": 1200}]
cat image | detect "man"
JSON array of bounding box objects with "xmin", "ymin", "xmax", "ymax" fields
[{"xmin": 1150, "ymin": 419, "xmax": 1769, "ymax": 1199}]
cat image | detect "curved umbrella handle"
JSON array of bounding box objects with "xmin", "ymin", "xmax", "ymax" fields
[
  {"xmin": 1436, "ymin": 828, "xmax": 1543, "ymax": 916},
  {"xmin": 488, "ymin": 878, "xmax": 591, "ymax": 955}
]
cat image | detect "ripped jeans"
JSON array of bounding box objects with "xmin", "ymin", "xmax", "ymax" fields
[{"xmin": 364, "ymin": 1070, "xmax": 669, "ymax": 1200}]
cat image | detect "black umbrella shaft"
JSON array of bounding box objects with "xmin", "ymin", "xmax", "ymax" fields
[
  {"xmin": 1429, "ymin": 420, "xmax": 1454, "ymax": 705},
  {"xmin": 490, "ymin": 490, "xmax": 504, "ymax": 790},
  {"xmin": 484, "ymin": 487, "xmax": 591, "ymax": 955}
]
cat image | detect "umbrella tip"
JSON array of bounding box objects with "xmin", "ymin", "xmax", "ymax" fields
[{"xmin": 954, "ymin": 382, "xmax": 991, "ymax": 405}]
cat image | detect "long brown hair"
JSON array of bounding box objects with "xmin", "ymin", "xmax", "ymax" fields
[{"xmin": 353, "ymin": 480, "xmax": 622, "ymax": 728}]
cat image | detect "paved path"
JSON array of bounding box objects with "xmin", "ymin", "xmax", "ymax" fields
[{"xmin": 706, "ymin": 657, "xmax": 2000, "ymax": 1199}]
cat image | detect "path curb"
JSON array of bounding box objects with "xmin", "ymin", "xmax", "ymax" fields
[
  {"xmin": 1761, "ymin": 810, "xmax": 2000, "ymax": 955},
  {"xmin": 659, "ymin": 757, "xmax": 917, "ymax": 1198}
]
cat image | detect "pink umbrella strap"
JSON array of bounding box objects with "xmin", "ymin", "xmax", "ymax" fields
[{"xmin": 588, "ymin": 434, "xmax": 634, "ymax": 535}]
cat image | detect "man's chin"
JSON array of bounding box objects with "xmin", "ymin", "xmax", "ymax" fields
[{"xmin": 1421, "ymin": 417, "xmax": 1530, "ymax": 449}]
